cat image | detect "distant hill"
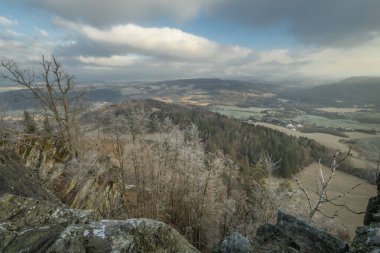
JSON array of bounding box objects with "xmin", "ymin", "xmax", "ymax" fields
[
  {"xmin": 0, "ymin": 78, "xmax": 277, "ymax": 110},
  {"xmin": 283, "ymin": 77, "xmax": 380, "ymax": 108},
  {"xmin": 153, "ymin": 78, "xmax": 275, "ymax": 93},
  {"xmin": 0, "ymin": 88, "xmax": 123, "ymax": 110}
]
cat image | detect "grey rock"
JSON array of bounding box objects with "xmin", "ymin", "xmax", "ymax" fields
[
  {"xmin": 251, "ymin": 222, "xmax": 300, "ymax": 253},
  {"xmin": 214, "ymin": 232, "xmax": 252, "ymax": 253},
  {"xmin": 256, "ymin": 223, "xmax": 277, "ymax": 240},
  {"xmin": 83, "ymin": 219, "xmax": 200, "ymax": 253},
  {"xmin": 0, "ymin": 194, "xmax": 199, "ymax": 253},
  {"xmin": 0, "ymin": 193, "xmax": 94, "ymax": 253},
  {"xmin": 277, "ymin": 210, "xmax": 349, "ymax": 253},
  {"xmin": 363, "ymin": 172, "xmax": 380, "ymax": 226},
  {"xmin": 350, "ymin": 224, "xmax": 380, "ymax": 253},
  {"xmin": 47, "ymin": 224, "xmax": 87, "ymax": 253}
]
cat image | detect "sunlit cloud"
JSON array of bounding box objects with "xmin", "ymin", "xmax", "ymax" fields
[
  {"xmin": 56, "ymin": 19, "xmax": 252, "ymax": 61},
  {"xmin": 78, "ymin": 54, "xmax": 148, "ymax": 67},
  {"xmin": 0, "ymin": 16, "xmax": 17, "ymax": 26}
]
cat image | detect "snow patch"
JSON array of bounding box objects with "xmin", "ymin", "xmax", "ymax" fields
[{"xmin": 92, "ymin": 224, "xmax": 106, "ymax": 239}]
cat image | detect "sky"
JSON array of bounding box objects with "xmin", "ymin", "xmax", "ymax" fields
[{"xmin": 1, "ymin": 0, "xmax": 380, "ymax": 82}]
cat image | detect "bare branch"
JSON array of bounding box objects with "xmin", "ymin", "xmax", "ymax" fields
[
  {"xmin": 293, "ymin": 147, "xmax": 361, "ymax": 219},
  {"xmin": 292, "ymin": 174, "xmax": 312, "ymax": 210},
  {"xmin": 0, "ymin": 55, "xmax": 85, "ymax": 156},
  {"xmin": 317, "ymin": 208, "xmax": 340, "ymax": 219}
]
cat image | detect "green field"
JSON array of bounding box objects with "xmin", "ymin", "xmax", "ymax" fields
[
  {"xmin": 210, "ymin": 105, "xmax": 269, "ymax": 119},
  {"xmin": 343, "ymin": 111, "xmax": 380, "ymax": 124},
  {"xmin": 294, "ymin": 114, "xmax": 380, "ymax": 131},
  {"xmin": 356, "ymin": 138, "xmax": 380, "ymax": 160}
]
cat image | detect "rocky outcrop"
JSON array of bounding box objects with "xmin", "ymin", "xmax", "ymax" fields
[
  {"xmin": 215, "ymin": 210, "xmax": 348, "ymax": 253},
  {"xmin": 350, "ymin": 173, "xmax": 380, "ymax": 253},
  {"xmin": 0, "ymin": 194, "xmax": 200, "ymax": 253},
  {"xmin": 0, "ymin": 149, "xmax": 59, "ymax": 202},
  {"xmin": 363, "ymin": 173, "xmax": 380, "ymax": 225},
  {"xmin": 277, "ymin": 210, "xmax": 349, "ymax": 253},
  {"xmin": 0, "ymin": 193, "xmax": 94, "ymax": 252}
]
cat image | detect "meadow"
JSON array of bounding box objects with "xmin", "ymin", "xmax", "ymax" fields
[
  {"xmin": 209, "ymin": 105, "xmax": 270, "ymax": 119},
  {"xmin": 294, "ymin": 114, "xmax": 380, "ymax": 131}
]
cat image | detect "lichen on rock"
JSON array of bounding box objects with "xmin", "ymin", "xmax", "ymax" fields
[{"xmin": 0, "ymin": 194, "xmax": 200, "ymax": 253}]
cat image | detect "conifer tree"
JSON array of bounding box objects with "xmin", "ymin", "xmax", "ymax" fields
[{"xmin": 23, "ymin": 111, "xmax": 37, "ymax": 134}]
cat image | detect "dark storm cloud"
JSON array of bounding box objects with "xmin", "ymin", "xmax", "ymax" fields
[
  {"xmin": 14, "ymin": 0, "xmax": 212, "ymax": 26},
  {"xmin": 212, "ymin": 0, "xmax": 380, "ymax": 47}
]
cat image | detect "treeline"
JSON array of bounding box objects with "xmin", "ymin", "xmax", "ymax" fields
[{"xmin": 145, "ymin": 100, "xmax": 331, "ymax": 178}]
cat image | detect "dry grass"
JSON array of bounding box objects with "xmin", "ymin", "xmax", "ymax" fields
[
  {"xmin": 316, "ymin": 107, "xmax": 363, "ymax": 113},
  {"xmin": 345, "ymin": 131, "xmax": 379, "ymax": 139}
]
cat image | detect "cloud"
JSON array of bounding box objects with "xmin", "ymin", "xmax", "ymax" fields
[
  {"xmin": 296, "ymin": 37, "xmax": 380, "ymax": 78},
  {"xmin": 0, "ymin": 16, "xmax": 17, "ymax": 26},
  {"xmin": 2, "ymin": 1, "xmax": 380, "ymax": 82},
  {"xmin": 257, "ymin": 49, "xmax": 293, "ymax": 65},
  {"xmin": 0, "ymin": 28, "xmax": 61, "ymax": 66},
  {"xmin": 17, "ymin": 0, "xmax": 216, "ymax": 26},
  {"xmin": 78, "ymin": 54, "xmax": 148, "ymax": 67},
  {"xmin": 56, "ymin": 20, "xmax": 252, "ymax": 61},
  {"xmin": 34, "ymin": 27, "xmax": 49, "ymax": 37},
  {"xmin": 210, "ymin": 0, "xmax": 380, "ymax": 47}
]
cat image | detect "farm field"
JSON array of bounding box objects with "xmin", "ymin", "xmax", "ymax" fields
[
  {"xmin": 356, "ymin": 138, "xmax": 380, "ymax": 160},
  {"xmin": 0, "ymin": 86, "xmax": 23, "ymax": 93},
  {"xmin": 255, "ymin": 122, "xmax": 350, "ymax": 151},
  {"xmin": 255, "ymin": 122, "xmax": 379, "ymax": 172}
]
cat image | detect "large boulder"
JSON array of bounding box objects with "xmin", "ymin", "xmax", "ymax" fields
[
  {"xmin": 253, "ymin": 223, "xmax": 299, "ymax": 253},
  {"xmin": 82, "ymin": 219, "xmax": 199, "ymax": 253},
  {"xmin": 0, "ymin": 194, "xmax": 200, "ymax": 253},
  {"xmin": 0, "ymin": 193, "xmax": 94, "ymax": 253},
  {"xmin": 48, "ymin": 219, "xmax": 201, "ymax": 253},
  {"xmin": 276, "ymin": 210, "xmax": 349, "ymax": 253}
]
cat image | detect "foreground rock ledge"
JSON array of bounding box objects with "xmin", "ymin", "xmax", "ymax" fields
[
  {"xmin": 0, "ymin": 194, "xmax": 200, "ymax": 253},
  {"xmin": 277, "ymin": 210, "xmax": 349, "ymax": 253}
]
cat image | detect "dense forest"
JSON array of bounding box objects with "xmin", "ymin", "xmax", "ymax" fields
[{"xmin": 144, "ymin": 100, "xmax": 333, "ymax": 179}]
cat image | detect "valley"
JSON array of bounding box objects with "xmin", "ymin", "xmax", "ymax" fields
[
  {"xmin": 1, "ymin": 77, "xmax": 379, "ymax": 180},
  {"xmin": 2, "ymin": 1, "xmax": 380, "ymax": 251},
  {"xmin": 0, "ymin": 76, "xmax": 379, "ymax": 250}
]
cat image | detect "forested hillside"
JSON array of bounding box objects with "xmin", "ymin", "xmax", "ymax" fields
[
  {"xmin": 145, "ymin": 100, "xmax": 333, "ymax": 178},
  {"xmin": 284, "ymin": 77, "xmax": 380, "ymax": 108}
]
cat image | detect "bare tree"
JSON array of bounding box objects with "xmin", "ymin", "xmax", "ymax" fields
[
  {"xmin": 292, "ymin": 147, "xmax": 364, "ymax": 219},
  {"xmin": 0, "ymin": 55, "xmax": 84, "ymax": 156}
]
